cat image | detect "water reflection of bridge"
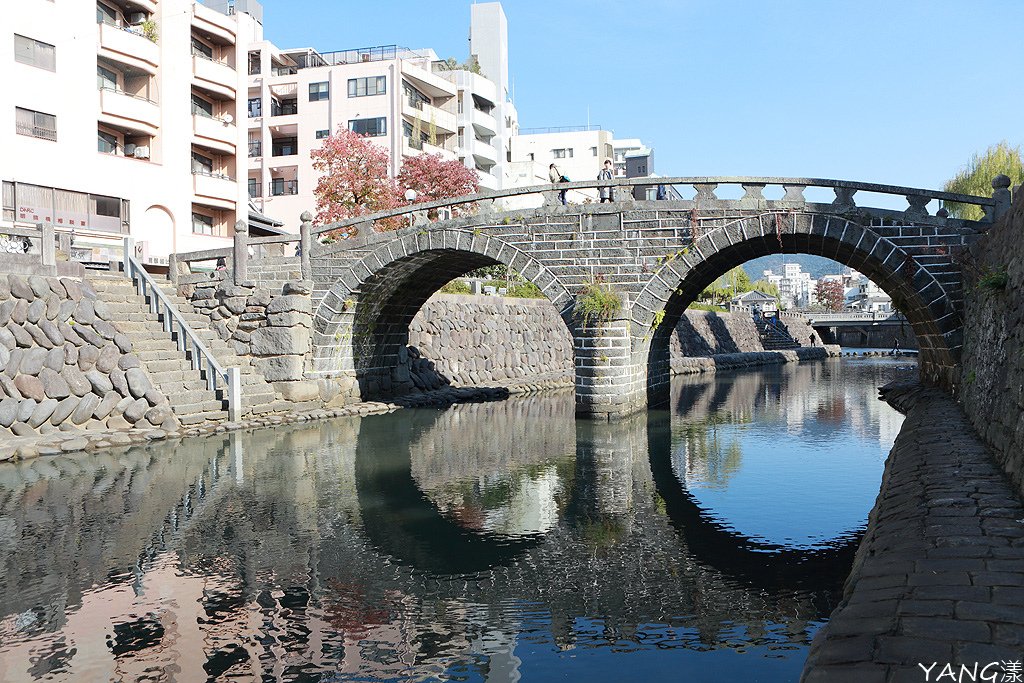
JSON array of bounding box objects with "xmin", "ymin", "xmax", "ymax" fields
[{"xmin": 0, "ymin": 370, "xmax": 889, "ymax": 679}]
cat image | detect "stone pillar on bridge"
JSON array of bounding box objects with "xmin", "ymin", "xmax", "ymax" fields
[{"xmin": 573, "ymin": 294, "xmax": 647, "ymax": 420}]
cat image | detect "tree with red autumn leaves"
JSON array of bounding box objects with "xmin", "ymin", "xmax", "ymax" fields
[
  {"xmin": 814, "ymin": 279, "xmax": 846, "ymax": 312},
  {"xmin": 310, "ymin": 129, "xmax": 402, "ymax": 235},
  {"xmin": 312, "ymin": 130, "xmax": 481, "ymax": 236},
  {"xmin": 397, "ymin": 153, "xmax": 480, "ymax": 217}
]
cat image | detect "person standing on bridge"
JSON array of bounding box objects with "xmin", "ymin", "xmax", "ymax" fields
[
  {"xmin": 598, "ymin": 158, "xmax": 614, "ymax": 203},
  {"xmin": 549, "ymin": 163, "xmax": 568, "ymax": 205}
]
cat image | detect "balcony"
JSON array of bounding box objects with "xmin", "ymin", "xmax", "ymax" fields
[
  {"xmin": 471, "ymin": 138, "xmax": 499, "ymax": 166},
  {"xmin": 193, "ymin": 171, "xmax": 237, "ymax": 210},
  {"xmin": 193, "ymin": 112, "xmax": 238, "ymax": 155},
  {"xmin": 193, "ymin": 53, "xmax": 237, "ymax": 99},
  {"xmin": 270, "ymin": 179, "xmax": 298, "ymax": 196},
  {"xmin": 97, "ymin": 21, "xmax": 159, "ymax": 75},
  {"xmin": 403, "ymin": 101, "xmax": 457, "ymax": 136},
  {"xmin": 471, "ymin": 108, "xmax": 498, "ymax": 137},
  {"xmin": 191, "ymin": 2, "xmax": 237, "ymax": 45},
  {"xmin": 98, "ymin": 87, "xmax": 160, "ymax": 137},
  {"xmin": 248, "ymin": 140, "xmax": 262, "ymax": 157}
]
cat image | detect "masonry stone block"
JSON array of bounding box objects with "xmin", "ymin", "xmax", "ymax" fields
[
  {"xmin": 250, "ymin": 327, "xmax": 310, "ymax": 356},
  {"xmin": 253, "ymin": 355, "xmax": 305, "ymax": 382}
]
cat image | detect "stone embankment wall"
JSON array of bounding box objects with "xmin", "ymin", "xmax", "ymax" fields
[
  {"xmin": 0, "ymin": 274, "xmax": 172, "ymax": 454},
  {"xmin": 958, "ymin": 191, "xmax": 1024, "ymax": 498},
  {"xmin": 408, "ymin": 294, "xmax": 574, "ymax": 386},
  {"xmin": 182, "ymin": 281, "xmax": 826, "ymax": 400},
  {"xmin": 182, "ymin": 279, "xmax": 324, "ymax": 404}
]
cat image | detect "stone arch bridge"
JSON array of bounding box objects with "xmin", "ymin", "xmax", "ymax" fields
[{"xmin": 180, "ymin": 176, "xmax": 1004, "ymax": 419}]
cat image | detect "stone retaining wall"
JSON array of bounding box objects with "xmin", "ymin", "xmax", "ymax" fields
[
  {"xmin": 801, "ymin": 383, "xmax": 1024, "ymax": 681},
  {"xmin": 0, "ymin": 274, "xmax": 172, "ymax": 457},
  {"xmin": 958, "ymin": 191, "xmax": 1024, "ymax": 498},
  {"xmin": 408, "ymin": 294, "xmax": 573, "ymax": 386},
  {"xmin": 181, "ymin": 282, "xmax": 824, "ymax": 401}
]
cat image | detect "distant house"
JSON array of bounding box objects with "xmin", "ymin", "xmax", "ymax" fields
[{"xmin": 731, "ymin": 290, "xmax": 778, "ymax": 313}]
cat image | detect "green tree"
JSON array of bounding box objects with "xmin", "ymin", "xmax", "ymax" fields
[
  {"xmin": 943, "ymin": 141, "xmax": 1024, "ymax": 220},
  {"xmin": 698, "ymin": 266, "xmax": 751, "ymax": 305}
]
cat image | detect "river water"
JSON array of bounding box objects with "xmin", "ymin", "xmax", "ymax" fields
[{"xmin": 0, "ymin": 356, "xmax": 915, "ymax": 682}]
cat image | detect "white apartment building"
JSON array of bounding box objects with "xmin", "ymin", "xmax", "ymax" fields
[
  {"xmin": 845, "ymin": 271, "xmax": 893, "ymax": 312},
  {"xmin": 763, "ymin": 263, "xmax": 818, "ymax": 309},
  {"xmin": 246, "ymin": 3, "xmax": 516, "ymax": 230},
  {"xmin": 2, "ymin": 0, "xmax": 257, "ymax": 263}
]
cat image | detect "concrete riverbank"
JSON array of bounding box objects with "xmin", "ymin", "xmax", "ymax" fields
[{"xmin": 801, "ymin": 382, "xmax": 1024, "ymax": 682}]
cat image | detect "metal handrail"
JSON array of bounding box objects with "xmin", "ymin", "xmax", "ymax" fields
[
  {"xmin": 312, "ymin": 175, "xmax": 999, "ymax": 236},
  {"xmin": 123, "ymin": 238, "xmax": 242, "ymax": 421}
]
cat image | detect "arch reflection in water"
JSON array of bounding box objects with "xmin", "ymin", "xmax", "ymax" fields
[{"xmin": 0, "ymin": 357, "xmax": 908, "ymax": 681}]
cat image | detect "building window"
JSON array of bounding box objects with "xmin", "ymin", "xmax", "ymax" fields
[
  {"xmin": 348, "ymin": 76, "xmax": 385, "ymax": 97},
  {"xmin": 14, "ymin": 35, "xmax": 56, "ymax": 71},
  {"xmin": 308, "ymin": 81, "xmax": 329, "ymax": 101},
  {"xmin": 527, "ymin": 153, "xmax": 534, "ymax": 161},
  {"xmin": 96, "ymin": 2, "xmax": 118, "ymax": 26},
  {"xmin": 97, "ymin": 64, "xmax": 118, "ymax": 91},
  {"xmin": 192, "ymin": 212, "xmax": 215, "ymax": 235},
  {"xmin": 271, "ymin": 137, "xmax": 298, "ymax": 156},
  {"xmin": 315, "ymin": 129, "xmax": 330, "ymax": 139},
  {"xmin": 15, "ymin": 107, "xmax": 57, "ymax": 141},
  {"xmin": 590, "ymin": 146, "xmax": 598, "ymax": 156},
  {"xmin": 191, "ymin": 94, "xmax": 213, "ymax": 118},
  {"xmin": 271, "ymin": 98, "xmax": 297, "ymax": 116},
  {"xmin": 98, "ymin": 130, "xmax": 118, "ymax": 154},
  {"xmin": 191, "ymin": 151, "xmax": 213, "ymax": 175},
  {"xmin": 248, "ymin": 97, "xmax": 261, "ymax": 118},
  {"xmin": 191, "ymin": 37, "xmax": 214, "ymax": 59},
  {"xmin": 349, "ymin": 117, "xmax": 386, "ymax": 137},
  {"xmin": 402, "ymin": 81, "xmax": 429, "ymax": 110},
  {"xmin": 247, "ymin": 178, "xmax": 260, "ymax": 198},
  {"xmin": 553, "ymin": 148, "xmax": 573, "ymax": 159}
]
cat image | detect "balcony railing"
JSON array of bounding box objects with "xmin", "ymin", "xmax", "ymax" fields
[
  {"xmin": 270, "ymin": 102, "xmax": 298, "ymax": 116},
  {"xmin": 248, "ymin": 140, "xmax": 262, "ymax": 156},
  {"xmin": 100, "ymin": 85, "xmax": 158, "ymax": 105},
  {"xmin": 270, "ymin": 179, "xmax": 298, "ymax": 196},
  {"xmin": 248, "ymin": 183, "xmax": 261, "ymax": 198},
  {"xmin": 16, "ymin": 123, "xmax": 57, "ymax": 141},
  {"xmin": 192, "ymin": 169, "xmax": 235, "ymax": 182}
]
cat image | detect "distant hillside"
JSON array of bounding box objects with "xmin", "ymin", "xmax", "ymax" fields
[{"xmin": 742, "ymin": 255, "xmax": 847, "ymax": 281}]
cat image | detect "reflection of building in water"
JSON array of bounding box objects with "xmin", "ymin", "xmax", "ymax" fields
[
  {"xmin": 0, "ymin": 392, "xmax": 856, "ymax": 680},
  {"xmin": 670, "ymin": 359, "xmax": 907, "ymax": 451}
]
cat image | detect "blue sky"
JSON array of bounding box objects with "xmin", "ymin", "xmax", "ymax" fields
[{"xmin": 258, "ymin": 0, "xmax": 1022, "ymax": 191}]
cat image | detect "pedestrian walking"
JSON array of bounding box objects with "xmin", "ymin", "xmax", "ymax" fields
[
  {"xmin": 892, "ymin": 336, "xmax": 901, "ymax": 355},
  {"xmin": 549, "ymin": 163, "xmax": 568, "ymax": 205},
  {"xmin": 598, "ymin": 158, "xmax": 614, "ymax": 203}
]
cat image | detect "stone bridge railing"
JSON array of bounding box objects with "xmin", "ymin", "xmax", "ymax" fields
[
  {"xmin": 168, "ymin": 176, "xmax": 1003, "ymax": 288},
  {"xmin": 311, "ymin": 175, "xmax": 1005, "ymax": 239}
]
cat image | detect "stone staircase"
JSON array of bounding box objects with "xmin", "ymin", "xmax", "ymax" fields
[
  {"xmin": 88, "ymin": 272, "xmax": 282, "ymax": 425},
  {"xmin": 754, "ymin": 316, "xmax": 801, "ymax": 351}
]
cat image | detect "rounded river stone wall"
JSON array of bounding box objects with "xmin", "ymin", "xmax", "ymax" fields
[{"xmin": 0, "ymin": 273, "xmax": 171, "ymax": 456}]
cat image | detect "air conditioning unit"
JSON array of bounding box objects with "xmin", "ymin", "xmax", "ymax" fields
[
  {"xmin": 127, "ymin": 12, "xmax": 146, "ymax": 24},
  {"xmin": 124, "ymin": 143, "xmax": 137, "ymax": 156},
  {"xmin": 133, "ymin": 146, "xmax": 150, "ymax": 159}
]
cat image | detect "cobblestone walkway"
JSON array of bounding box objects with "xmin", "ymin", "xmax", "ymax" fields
[{"xmin": 802, "ymin": 383, "xmax": 1024, "ymax": 682}]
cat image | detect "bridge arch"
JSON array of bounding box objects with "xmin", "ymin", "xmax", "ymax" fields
[
  {"xmin": 311, "ymin": 227, "xmax": 576, "ymax": 397},
  {"xmin": 630, "ymin": 213, "xmax": 962, "ymax": 394}
]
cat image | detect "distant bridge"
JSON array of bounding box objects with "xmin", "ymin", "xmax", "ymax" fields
[{"xmin": 175, "ymin": 175, "xmax": 1009, "ymax": 418}]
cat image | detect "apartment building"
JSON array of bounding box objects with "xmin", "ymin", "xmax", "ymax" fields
[
  {"xmin": 508, "ymin": 128, "xmax": 670, "ymax": 203},
  {"xmin": 763, "ymin": 263, "xmax": 818, "ymax": 310},
  {"xmin": 246, "ymin": 3, "xmax": 516, "ymax": 229},
  {"xmin": 245, "ymin": 43, "xmax": 459, "ymax": 228},
  {"xmin": 2, "ymin": 0, "xmax": 257, "ymax": 263}
]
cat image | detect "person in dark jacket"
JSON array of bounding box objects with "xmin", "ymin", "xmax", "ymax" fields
[{"xmin": 549, "ymin": 163, "xmax": 568, "ymax": 205}]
